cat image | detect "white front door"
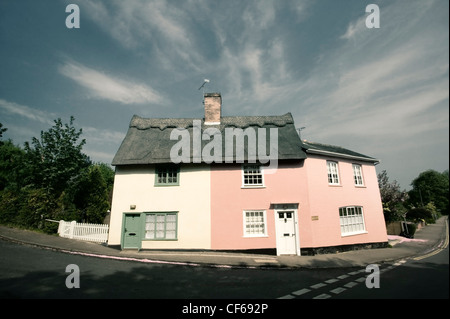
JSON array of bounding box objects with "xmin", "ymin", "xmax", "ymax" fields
[{"xmin": 275, "ymin": 210, "xmax": 298, "ymax": 255}]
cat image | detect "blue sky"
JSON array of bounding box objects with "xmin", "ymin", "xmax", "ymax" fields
[{"xmin": 0, "ymin": 0, "xmax": 448, "ymax": 190}]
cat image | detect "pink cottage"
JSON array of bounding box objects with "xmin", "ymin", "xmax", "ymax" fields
[{"xmin": 108, "ymin": 93, "xmax": 388, "ymax": 255}]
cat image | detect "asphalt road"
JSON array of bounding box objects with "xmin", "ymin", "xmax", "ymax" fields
[
  {"xmin": 0, "ymin": 238, "xmax": 448, "ymax": 301},
  {"xmin": 0, "ymin": 239, "xmax": 357, "ymax": 299},
  {"xmin": 333, "ymin": 240, "xmax": 449, "ymax": 299}
]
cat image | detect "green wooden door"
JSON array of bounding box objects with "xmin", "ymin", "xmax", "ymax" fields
[{"xmin": 122, "ymin": 213, "xmax": 141, "ymax": 249}]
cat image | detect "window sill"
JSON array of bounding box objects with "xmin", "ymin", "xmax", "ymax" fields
[
  {"xmin": 341, "ymin": 231, "xmax": 368, "ymax": 237},
  {"xmin": 154, "ymin": 184, "xmax": 180, "ymax": 187},
  {"xmin": 328, "ymin": 184, "xmax": 342, "ymax": 187},
  {"xmin": 241, "ymin": 185, "xmax": 266, "ymax": 189},
  {"xmin": 354, "ymin": 185, "xmax": 366, "ymax": 188},
  {"xmin": 142, "ymin": 239, "xmax": 178, "ymax": 241},
  {"xmin": 243, "ymin": 235, "xmax": 269, "ymax": 238}
]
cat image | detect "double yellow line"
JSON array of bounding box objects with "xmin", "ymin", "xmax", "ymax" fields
[{"xmin": 413, "ymin": 219, "xmax": 449, "ymax": 261}]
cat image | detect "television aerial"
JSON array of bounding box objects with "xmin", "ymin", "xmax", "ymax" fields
[{"xmin": 198, "ymin": 79, "xmax": 210, "ymax": 91}]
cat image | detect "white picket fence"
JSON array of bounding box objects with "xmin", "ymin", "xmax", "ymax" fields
[{"xmin": 58, "ymin": 220, "xmax": 109, "ymax": 243}]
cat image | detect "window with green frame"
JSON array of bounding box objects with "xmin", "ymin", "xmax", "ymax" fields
[
  {"xmin": 155, "ymin": 165, "xmax": 179, "ymax": 186},
  {"xmin": 144, "ymin": 212, "xmax": 178, "ymax": 240}
]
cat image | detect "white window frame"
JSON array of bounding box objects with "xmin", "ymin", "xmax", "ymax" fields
[
  {"xmin": 242, "ymin": 165, "xmax": 265, "ymax": 188},
  {"xmin": 339, "ymin": 206, "xmax": 367, "ymax": 236},
  {"xmin": 327, "ymin": 161, "xmax": 340, "ymax": 185},
  {"xmin": 352, "ymin": 164, "xmax": 364, "ymax": 186},
  {"xmin": 243, "ymin": 210, "xmax": 268, "ymax": 237}
]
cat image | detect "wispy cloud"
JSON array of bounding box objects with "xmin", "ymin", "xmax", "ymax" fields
[
  {"xmin": 82, "ymin": 126, "xmax": 126, "ymax": 145},
  {"xmin": 340, "ymin": 16, "xmax": 366, "ymax": 40},
  {"xmin": 78, "ymin": 0, "xmax": 204, "ymax": 73},
  {"xmin": 78, "ymin": 0, "xmax": 302, "ymax": 109},
  {"xmin": 207, "ymin": 1, "xmax": 296, "ymax": 110},
  {"xmin": 0, "ymin": 99, "xmax": 55, "ymax": 125},
  {"xmin": 293, "ymin": 0, "xmax": 449, "ymax": 169},
  {"xmin": 58, "ymin": 60, "xmax": 164, "ymax": 105},
  {"xmin": 0, "ymin": 97, "xmax": 126, "ymax": 163},
  {"xmin": 0, "ymin": 0, "xmax": 446, "ymax": 188}
]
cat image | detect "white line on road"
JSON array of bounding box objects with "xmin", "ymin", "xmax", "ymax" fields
[
  {"xmin": 292, "ymin": 288, "xmax": 311, "ymax": 296},
  {"xmin": 330, "ymin": 287, "xmax": 347, "ymax": 294},
  {"xmin": 313, "ymin": 293, "xmax": 331, "ymax": 299},
  {"xmin": 278, "ymin": 294, "xmax": 295, "ymax": 299},
  {"xmin": 355, "ymin": 277, "xmax": 366, "ymax": 283},
  {"xmin": 343, "ymin": 281, "xmax": 358, "ymax": 288},
  {"xmin": 310, "ymin": 282, "xmax": 327, "ymax": 289},
  {"xmin": 325, "ymin": 278, "xmax": 339, "ymax": 284}
]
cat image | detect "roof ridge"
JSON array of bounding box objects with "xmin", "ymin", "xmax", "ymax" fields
[{"xmin": 130, "ymin": 113, "xmax": 294, "ymax": 130}]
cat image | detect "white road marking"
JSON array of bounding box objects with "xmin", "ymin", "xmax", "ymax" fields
[
  {"xmin": 355, "ymin": 277, "xmax": 366, "ymax": 283},
  {"xmin": 330, "ymin": 287, "xmax": 347, "ymax": 294},
  {"xmin": 313, "ymin": 293, "xmax": 331, "ymax": 299},
  {"xmin": 277, "ymin": 261, "xmax": 410, "ymax": 299},
  {"xmin": 325, "ymin": 278, "xmax": 339, "ymax": 284},
  {"xmin": 278, "ymin": 294, "xmax": 295, "ymax": 299},
  {"xmin": 344, "ymin": 281, "xmax": 358, "ymax": 288},
  {"xmin": 310, "ymin": 282, "xmax": 327, "ymax": 289},
  {"xmin": 292, "ymin": 288, "xmax": 311, "ymax": 296}
]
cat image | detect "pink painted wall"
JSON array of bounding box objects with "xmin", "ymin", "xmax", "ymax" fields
[
  {"xmin": 210, "ymin": 155, "xmax": 388, "ymax": 251},
  {"xmin": 210, "ymin": 161, "xmax": 310, "ymax": 250},
  {"xmin": 303, "ymin": 155, "xmax": 388, "ymax": 248}
]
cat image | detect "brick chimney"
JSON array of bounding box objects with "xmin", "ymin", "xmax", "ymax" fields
[{"xmin": 204, "ymin": 93, "xmax": 221, "ymax": 125}]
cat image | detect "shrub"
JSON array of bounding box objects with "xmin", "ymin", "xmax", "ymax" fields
[
  {"xmin": 401, "ymin": 223, "xmax": 417, "ymax": 238},
  {"xmin": 407, "ymin": 207, "xmax": 434, "ymax": 224}
]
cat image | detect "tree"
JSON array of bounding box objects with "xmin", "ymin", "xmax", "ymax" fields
[
  {"xmin": 408, "ymin": 170, "xmax": 449, "ymax": 215},
  {"xmin": 95, "ymin": 162, "xmax": 115, "ymax": 204},
  {"xmin": 69, "ymin": 164, "xmax": 110, "ymax": 223},
  {"xmin": 0, "ymin": 118, "xmax": 115, "ymax": 232},
  {"xmin": 0, "ymin": 140, "xmax": 27, "ymax": 192},
  {"xmin": 377, "ymin": 170, "xmax": 408, "ymax": 222},
  {"xmin": 0, "ymin": 123, "xmax": 7, "ymax": 143},
  {"xmin": 23, "ymin": 116, "xmax": 91, "ymax": 197}
]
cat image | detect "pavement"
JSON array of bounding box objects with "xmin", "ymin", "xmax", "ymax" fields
[{"xmin": 0, "ymin": 217, "xmax": 448, "ymax": 269}]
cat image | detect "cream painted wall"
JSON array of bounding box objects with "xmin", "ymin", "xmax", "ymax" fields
[{"xmin": 108, "ymin": 164, "xmax": 211, "ymax": 249}]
